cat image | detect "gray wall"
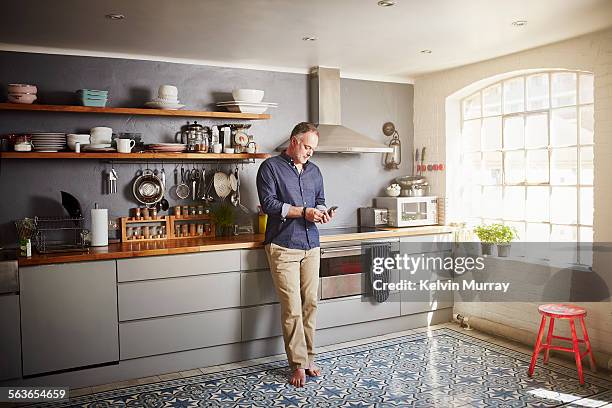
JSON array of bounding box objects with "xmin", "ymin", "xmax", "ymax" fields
[{"xmin": 0, "ymin": 51, "xmax": 413, "ymax": 246}]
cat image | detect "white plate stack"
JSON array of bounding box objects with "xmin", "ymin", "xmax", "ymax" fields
[
  {"xmin": 216, "ymin": 89, "xmax": 277, "ymax": 114},
  {"xmin": 30, "ymin": 133, "xmax": 67, "ymax": 152}
]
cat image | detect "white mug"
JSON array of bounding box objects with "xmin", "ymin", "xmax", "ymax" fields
[
  {"xmin": 212, "ymin": 143, "xmax": 222, "ymax": 154},
  {"xmin": 90, "ymin": 127, "xmax": 113, "ymax": 144},
  {"xmin": 117, "ymin": 139, "xmax": 136, "ymax": 153}
]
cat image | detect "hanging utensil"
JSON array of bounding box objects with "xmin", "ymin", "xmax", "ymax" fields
[
  {"xmin": 414, "ymin": 148, "xmax": 420, "ymax": 176},
  {"xmin": 176, "ymin": 166, "xmax": 190, "ymax": 200},
  {"xmin": 420, "ymin": 147, "xmax": 426, "ymax": 176},
  {"xmin": 191, "ymin": 168, "xmax": 200, "ymax": 201}
]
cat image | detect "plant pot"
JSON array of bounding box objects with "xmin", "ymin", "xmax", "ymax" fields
[
  {"xmin": 497, "ymin": 244, "xmax": 511, "ymax": 257},
  {"xmin": 481, "ymin": 243, "xmax": 494, "ymax": 256}
]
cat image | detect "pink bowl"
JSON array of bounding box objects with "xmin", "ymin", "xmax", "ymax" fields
[
  {"xmin": 8, "ymin": 84, "xmax": 37, "ymax": 94},
  {"xmin": 8, "ymin": 93, "xmax": 37, "ymax": 104}
]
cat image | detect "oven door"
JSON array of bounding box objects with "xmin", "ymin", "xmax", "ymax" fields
[{"xmin": 319, "ymin": 244, "xmax": 364, "ymax": 300}]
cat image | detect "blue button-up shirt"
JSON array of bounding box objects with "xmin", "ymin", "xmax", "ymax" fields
[{"xmin": 256, "ymin": 152, "xmax": 326, "ymax": 250}]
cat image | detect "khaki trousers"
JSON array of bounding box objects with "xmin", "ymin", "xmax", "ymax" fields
[{"xmin": 265, "ymin": 243, "xmax": 320, "ymax": 370}]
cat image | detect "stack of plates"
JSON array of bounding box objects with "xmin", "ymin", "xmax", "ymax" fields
[
  {"xmin": 144, "ymin": 99, "xmax": 185, "ymax": 110},
  {"xmin": 30, "ymin": 133, "xmax": 67, "ymax": 152},
  {"xmin": 77, "ymin": 89, "xmax": 109, "ymax": 107},
  {"xmin": 216, "ymin": 101, "xmax": 277, "ymax": 114},
  {"xmin": 146, "ymin": 143, "xmax": 187, "ymax": 152}
]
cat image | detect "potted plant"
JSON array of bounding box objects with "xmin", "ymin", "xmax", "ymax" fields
[
  {"xmin": 473, "ymin": 224, "xmax": 496, "ymax": 255},
  {"xmin": 492, "ymin": 224, "xmax": 518, "ymax": 257},
  {"xmin": 212, "ymin": 203, "xmax": 235, "ymax": 237}
]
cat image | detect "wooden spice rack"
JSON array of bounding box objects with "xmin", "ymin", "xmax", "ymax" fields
[
  {"xmin": 120, "ymin": 215, "xmax": 216, "ymax": 242},
  {"xmin": 171, "ymin": 214, "xmax": 216, "ymax": 239}
]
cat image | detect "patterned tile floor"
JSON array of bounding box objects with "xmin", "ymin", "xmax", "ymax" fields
[{"xmin": 33, "ymin": 327, "xmax": 612, "ymax": 408}]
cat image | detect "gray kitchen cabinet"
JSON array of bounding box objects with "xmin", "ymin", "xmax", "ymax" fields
[
  {"xmin": 241, "ymin": 269, "xmax": 278, "ymax": 307},
  {"xmin": 240, "ymin": 248, "xmax": 269, "ymax": 271},
  {"xmin": 242, "ymin": 304, "xmax": 282, "ymax": 341},
  {"xmin": 317, "ymin": 294, "xmax": 401, "ymax": 329},
  {"xmin": 400, "ymin": 250, "xmax": 454, "ymax": 315},
  {"xmin": 20, "ymin": 261, "xmax": 118, "ymax": 376},
  {"xmin": 0, "ymin": 295, "xmax": 21, "ymax": 380},
  {"xmin": 120, "ymin": 308, "xmax": 241, "ymax": 359},
  {"xmin": 118, "ymin": 272, "xmax": 241, "ymax": 321},
  {"xmin": 117, "ymin": 250, "xmax": 240, "ymax": 282}
]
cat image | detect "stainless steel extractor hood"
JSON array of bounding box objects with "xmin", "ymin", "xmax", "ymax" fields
[{"xmin": 276, "ymin": 67, "xmax": 393, "ymax": 154}]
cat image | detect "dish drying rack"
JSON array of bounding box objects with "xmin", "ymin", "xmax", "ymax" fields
[{"xmin": 33, "ymin": 216, "xmax": 88, "ymax": 253}]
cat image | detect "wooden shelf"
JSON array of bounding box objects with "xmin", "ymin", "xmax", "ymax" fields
[
  {"xmin": 0, "ymin": 103, "xmax": 271, "ymax": 120},
  {"xmin": 0, "ymin": 152, "xmax": 271, "ymax": 160}
]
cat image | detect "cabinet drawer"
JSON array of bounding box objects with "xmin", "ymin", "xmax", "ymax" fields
[
  {"xmin": 400, "ymin": 250, "xmax": 453, "ymax": 315},
  {"xmin": 317, "ymin": 295, "xmax": 400, "ymax": 329},
  {"xmin": 120, "ymin": 308, "xmax": 241, "ymax": 359},
  {"xmin": 118, "ymin": 272, "xmax": 240, "ymax": 321},
  {"xmin": 117, "ymin": 251, "xmax": 240, "ymax": 282},
  {"xmin": 241, "ymin": 270, "xmax": 278, "ymax": 307},
  {"xmin": 240, "ymin": 249, "xmax": 269, "ymax": 271},
  {"xmin": 242, "ymin": 304, "xmax": 282, "ymax": 341}
]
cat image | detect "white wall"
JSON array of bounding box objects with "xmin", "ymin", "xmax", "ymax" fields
[{"xmin": 414, "ymin": 28, "xmax": 612, "ymax": 359}]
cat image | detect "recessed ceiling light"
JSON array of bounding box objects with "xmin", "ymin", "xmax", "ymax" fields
[
  {"xmin": 512, "ymin": 20, "xmax": 527, "ymax": 27},
  {"xmin": 420, "ymin": 49, "xmax": 432, "ymax": 54},
  {"xmin": 105, "ymin": 13, "xmax": 125, "ymax": 20},
  {"xmin": 302, "ymin": 36, "xmax": 318, "ymax": 42},
  {"xmin": 377, "ymin": 0, "xmax": 396, "ymax": 7}
]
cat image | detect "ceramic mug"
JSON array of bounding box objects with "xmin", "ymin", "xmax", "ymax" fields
[
  {"xmin": 90, "ymin": 127, "xmax": 113, "ymax": 145},
  {"xmin": 212, "ymin": 143, "xmax": 222, "ymax": 154},
  {"xmin": 117, "ymin": 138, "xmax": 136, "ymax": 153}
]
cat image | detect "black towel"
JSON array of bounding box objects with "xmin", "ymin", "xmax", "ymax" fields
[{"xmin": 365, "ymin": 243, "xmax": 391, "ymax": 303}]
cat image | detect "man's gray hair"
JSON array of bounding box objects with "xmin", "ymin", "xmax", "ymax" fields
[{"xmin": 290, "ymin": 122, "xmax": 319, "ymax": 141}]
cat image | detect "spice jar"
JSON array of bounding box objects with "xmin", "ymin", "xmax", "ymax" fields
[
  {"xmin": 151, "ymin": 208, "xmax": 157, "ymax": 220},
  {"xmin": 174, "ymin": 205, "xmax": 182, "ymax": 217},
  {"xmin": 126, "ymin": 226, "xmax": 133, "ymax": 240},
  {"xmin": 142, "ymin": 207, "xmax": 150, "ymax": 220},
  {"xmin": 197, "ymin": 224, "xmax": 204, "ymax": 236},
  {"xmin": 143, "ymin": 226, "xmax": 150, "ymax": 239},
  {"xmin": 182, "ymin": 205, "xmax": 189, "ymax": 217},
  {"xmin": 134, "ymin": 207, "xmax": 141, "ymax": 220},
  {"xmin": 189, "ymin": 223, "xmax": 196, "ymax": 236}
]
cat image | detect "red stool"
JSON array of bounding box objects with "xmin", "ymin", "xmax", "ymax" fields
[{"xmin": 528, "ymin": 304, "xmax": 596, "ymax": 384}]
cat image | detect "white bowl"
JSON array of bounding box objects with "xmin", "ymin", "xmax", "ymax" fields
[
  {"xmin": 8, "ymin": 93, "xmax": 37, "ymax": 104},
  {"xmin": 8, "ymin": 83, "xmax": 37, "ymax": 94},
  {"xmin": 67, "ymin": 133, "xmax": 91, "ymax": 141},
  {"xmin": 385, "ymin": 187, "xmax": 401, "ymax": 197},
  {"xmin": 232, "ymin": 89, "xmax": 264, "ymax": 103}
]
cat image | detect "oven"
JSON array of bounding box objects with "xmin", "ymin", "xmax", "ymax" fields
[{"xmin": 319, "ymin": 238, "xmax": 399, "ymax": 300}]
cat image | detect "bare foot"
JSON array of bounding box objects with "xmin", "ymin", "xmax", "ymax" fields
[
  {"xmin": 289, "ymin": 368, "xmax": 306, "ymax": 387},
  {"xmin": 305, "ymin": 364, "xmax": 321, "ymax": 377}
]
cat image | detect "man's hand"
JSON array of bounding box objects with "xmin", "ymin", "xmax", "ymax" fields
[
  {"xmin": 320, "ymin": 208, "xmax": 335, "ymax": 224},
  {"xmin": 305, "ymin": 207, "xmax": 325, "ymax": 223}
]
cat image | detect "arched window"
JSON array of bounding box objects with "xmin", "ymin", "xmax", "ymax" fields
[{"xmin": 459, "ymin": 71, "xmax": 594, "ymax": 242}]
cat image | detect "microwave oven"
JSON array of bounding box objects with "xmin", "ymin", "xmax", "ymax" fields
[{"xmin": 374, "ymin": 196, "xmax": 438, "ymax": 227}]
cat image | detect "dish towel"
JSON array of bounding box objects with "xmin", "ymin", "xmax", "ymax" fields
[{"xmin": 365, "ymin": 243, "xmax": 391, "ymax": 303}]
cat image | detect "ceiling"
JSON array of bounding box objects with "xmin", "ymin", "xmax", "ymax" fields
[{"xmin": 2, "ymin": 0, "xmax": 612, "ymax": 82}]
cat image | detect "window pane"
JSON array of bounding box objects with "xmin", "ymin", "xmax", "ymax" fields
[
  {"xmin": 525, "ymin": 113, "xmax": 548, "ymax": 149},
  {"xmin": 551, "ymin": 107, "xmax": 577, "ymax": 147},
  {"xmin": 526, "ymin": 73, "xmax": 549, "ymax": 110},
  {"xmin": 526, "ymin": 149, "xmax": 549, "ymax": 184},
  {"xmin": 462, "ymin": 152, "xmax": 482, "ymax": 185},
  {"xmin": 503, "ymin": 77, "xmax": 525, "ymax": 114},
  {"xmin": 482, "ymin": 186, "xmax": 502, "ymax": 219},
  {"xmin": 482, "ymin": 151, "xmax": 502, "ymax": 185},
  {"xmin": 503, "ymin": 186, "xmax": 525, "ymax": 220},
  {"xmin": 580, "ymin": 187, "xmax": 593, "ymax": 226},
  {"xmin": 503, "ymin": 116, "xmax": 524, "ymax": 150},
  {"xmin": 551, "ymin": 147, "xmax": 577, "ymax": 185},
  {"xmin": 466, "ymin": 186, "xmax": 482, "ymax": 218},
  {"xmin": 579, "ymin": 105, "xmax": 594, "ymax": 145},
  {"xmin": 551, "ymin": 187, "xmax": 577, "ymax": 224},
  {"xmin": 551, "ymin": 72, "xmax": 577, "ymax": 108},
  {"xmin": 526, "ymin": 223, "xmax": 550, "ymax": 242},
  {"xmin": 482, "ymin": 84, "xmax": 502, "ymax": 116},
  {"xmin": 579, "ymin": 227, "xmax": 593, "ymax": 243},
  {"xmin": 526, "ymin": 187, "xmax": 549, "ymax": 222},
  {"xmin": 504, "ymin": 150, "xmax": 525, "ymax": 184},
  {"xmin": 482, "ymin": 117, "xmax": 502, "ymax": 151},
  {"xmin": 462, "ymin": 119, "xmax": 481, "ymax": 152},
  {"xmin": 580, "ymin": 146, "xmax": 593, "ymax": 185},
  {"xmin": 551, "ymin": 225, "xmax": 577, "ymax": 242},
  {"xmin": 579, "ymin": 73, "xmax": 594, "ymax": 104},
  {"xmin": 505, "ymin": 221, "xmax": 525, "ymax": 242},
  {"xmin": 463, "ymin": 93, "xmax": 481, "ymax": 120}
]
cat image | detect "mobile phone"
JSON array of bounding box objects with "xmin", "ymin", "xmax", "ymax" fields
[{"xmin": 327, "ymin": 206, "xmax": 338, "ymax": 215}]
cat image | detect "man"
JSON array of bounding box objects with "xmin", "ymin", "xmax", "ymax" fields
[{"xmin": 256, "ymin": 122, "xmax": 335, "ymax": 387}]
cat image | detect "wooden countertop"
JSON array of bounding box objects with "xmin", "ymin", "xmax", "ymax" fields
[{"xmin": 18, "ymin": 226, "xmax": 454, "ymax": 266}]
